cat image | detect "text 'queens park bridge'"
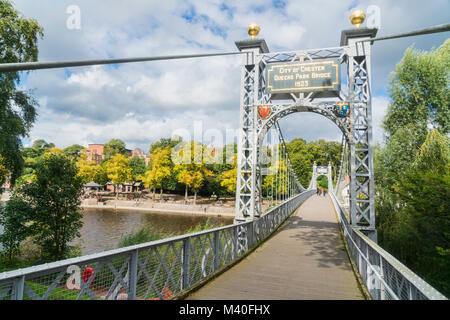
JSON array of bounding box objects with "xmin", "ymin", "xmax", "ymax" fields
[{"xmin": 0, "ymin": 15, "xmax": 449, "ymax": 300}]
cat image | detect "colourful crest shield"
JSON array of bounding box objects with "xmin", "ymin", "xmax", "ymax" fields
[
  {"xmin": 333, "ymin": 102, "xmax": 350, "ymax": 118},
  {"xmin": 258, "ymin": 105, "xmax": 272, "ymax": 120}
]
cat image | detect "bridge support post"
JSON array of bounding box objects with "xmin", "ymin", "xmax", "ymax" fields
[
  {"xmin": 213, "ymin": 231, "xmax": 220, "ymax": 272},
  {"xmin": 12, "ymin": 275, "xmax": 25, "ymax": 300},
  {"xmin": 234, "ymin": 38, "xmax": 270, "ymax": 224},
  {"xmin": 342, "ymin": 28, "xmax": 378, "ymax": 242},
  {"xmin": 181, "ymin": 238, "xmax": 191, "ymax": 290},
  {"xmin": 127, "ymin": 249, "xmax": 138, "ymax": 300}
]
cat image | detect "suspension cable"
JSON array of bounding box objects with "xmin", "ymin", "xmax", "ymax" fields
[
  {"xmin": 274, "ymin": 121, "xmax": 304, "ymax": 193},
  {"xmin": 0, "ymin": 51, "xmax": 243, "ymax": 73},
  {"xmin": 363, "ymin": 23, "xmax": 450, "ymax": 43}
]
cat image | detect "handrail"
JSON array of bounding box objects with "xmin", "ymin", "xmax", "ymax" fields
[
  {"xmin": 329, "ymin": 191, "xmax": 447, "ymax": 300},
  {"xmin": 0, "ymin": 190, "xmax": 315, "ymax": 300}
]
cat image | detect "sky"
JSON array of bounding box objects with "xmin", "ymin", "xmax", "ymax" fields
[{"xmin": 10, "ymin": 0, "xmax": 450, "ymax": 152}]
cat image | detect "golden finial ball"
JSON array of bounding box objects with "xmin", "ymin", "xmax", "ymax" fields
[
  {"xmin": 350, "ymin": 9, "xmax": 366, "ymax": 28},
  {"xmin": 247, "ymin": 23, "xmax": 260, "ymax": 39}
]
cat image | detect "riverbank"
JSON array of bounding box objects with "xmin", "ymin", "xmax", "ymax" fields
[{"xmin": 80, "ymin": 200, "xmax": 237, "ymax": 218}]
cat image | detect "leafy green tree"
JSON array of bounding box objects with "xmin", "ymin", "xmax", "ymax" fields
[
  {"xmin": 19, "ymin": 144, "xmax": 54, "ymax": 181},
  {"xmin": 286, "ymin": 139, "xmax": 342, "ymax": 187},
  {"xmin": 383, "ymin": 40, "xmax": 449, "ymax": 138},
  {"xmin": 103, "ymin": 139, "xmax": 128, "ymax": 160},
  {"xmin": 0, "ymin": 0, "xmax": 44, "ymax": 185},
  {"xmin": 0, "ymin": 195, "xmax": 32, "ymax": 263},
  {"xmin": 0, "ymin": 157, "xmax": 8, "ymax": 187},
  {"xmin": 9, "ymin": 152, "xmax": 84, "ymax": 261},
  {"xmin": 379, "ymin": 130, "xmax": 450, "ymax": 296},
  {"xmin": 317, "ymin": 175, "xmax": 328, "ymax": 190},
  {"xmin": 129, "ymin": 156, "xmax": 146, "ymax": 181},
  {"xmin": 32, "ymin": 139, "xmax": 54, "ymax": 149},
  {"xmin": 64, "ymin": 144, "xmax": 85, "ymax": 159},
  {"xmin": 375, "ymin": 40, "xmax": 450, "ymax": 297},
  {"xmin": 149, "ymin": 136, "xmax": 182, "ymax": 155}
]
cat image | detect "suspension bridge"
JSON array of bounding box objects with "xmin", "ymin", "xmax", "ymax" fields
[{"xmin": 0, "ymin": 13, "xmax": 449, "ymax": 300}]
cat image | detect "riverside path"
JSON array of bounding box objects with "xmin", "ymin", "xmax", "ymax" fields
[{"xmin": 186, "ymin": 195, "xmax": 365, "ymax": 300}]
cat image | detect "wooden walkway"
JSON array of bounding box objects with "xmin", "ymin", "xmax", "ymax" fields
[{"xmin": 186, "ymin": 195, "xmax": 365, "ymax": 300}]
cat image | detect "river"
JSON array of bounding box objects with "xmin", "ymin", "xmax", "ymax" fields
[{"xmin": 76, "ymin": 208, "xmax": 234, "ymax": 255}]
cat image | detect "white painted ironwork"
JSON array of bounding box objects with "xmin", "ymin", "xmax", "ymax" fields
[{"xmin": 235, "ymin": 29, "xmax": 378, "ymax": 241}]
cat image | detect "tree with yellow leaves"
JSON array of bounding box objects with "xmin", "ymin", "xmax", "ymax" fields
[
  {"xmin": 143, "ymin": 147, "xmax": 172, "ymax": 201},
  {"xmin": 220, "ymin": 152, "xmax": 237, "ymax": 194},
  {"xmin": 105, "ymin": 154, "xmax": 132, "ymax": 198},
  {"xmin": 76, "ymin": 152, "xmax": 106, "ymax": 185},
  {"xmin": 173, "ymin": 141, "xmax": 213, "ymax": 205}
]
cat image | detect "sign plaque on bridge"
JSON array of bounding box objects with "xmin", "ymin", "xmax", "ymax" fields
[{"xmin": 266, "ymin": 59, "xmax": 340, "ymax": 94}]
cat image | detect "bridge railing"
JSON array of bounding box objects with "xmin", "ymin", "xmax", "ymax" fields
[
  {"xmin": 329, "ymin": 191, "xmax": 447, "ymax": 300},
  {"xmin": 0, "ymin": 190, "xmax": 315, "ymax": 300}
]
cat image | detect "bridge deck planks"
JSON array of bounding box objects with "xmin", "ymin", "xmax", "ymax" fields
[{"xmin": 186, "ymin": 195, "xmax": 365, "ymax": 300}]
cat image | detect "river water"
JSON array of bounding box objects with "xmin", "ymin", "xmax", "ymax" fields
[{"xmin": 77, "ymin": 208, "xmax": 234, "ymax": 255}]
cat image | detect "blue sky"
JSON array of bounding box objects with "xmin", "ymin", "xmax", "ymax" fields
[{"xmin": 11, "ymin": 0, "xmax": 450, "ymax": 151}]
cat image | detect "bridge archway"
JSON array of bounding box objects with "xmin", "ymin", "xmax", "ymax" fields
[
  {"xmin": 310, "ymin": 163, "xmax": 334, "ymax": 193},
  {"xmin": 234, "ymin": 28, "xmax": 378, "ymax": 241}
]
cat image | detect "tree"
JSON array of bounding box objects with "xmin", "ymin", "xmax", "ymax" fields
[
  {"xmin": 149, "ymin": 136, "xmax": 182, "ymax": 155},
  {"xmin": 219, "ymin": 151, "xmax": 237, "ymax": 195},
  {"xmin": 220, "ymin": 168, "xmax": 237, "ymax": 195},
  {"xmin": 383, "ymin": 40, "xmax": 449, "ymax": 138},
  {"xmin": 374, "ymin": 40, "xmax": 450, "ymax": 297},
  {"xmin": 8, "ymin": 152, "xmax": 83, "ymax": 261},
  {"xmin": 0, "ymin": 195, "xmax": 32, "ymax": 263},
  {"xmin": 32, "ymin": 139, "xmax": 54, "ymax": 149},
  {"xmin": 143, "ymin": 147, "xmax": 172, "ymax": 200},
  {"xmin": 129, "ymin": 156, "xmax": 147, "ymax": 181},
  {"xmin": 105, "ymin": 154, "xmax": 132, "ymax": 198},
  {"xmin": 64, "ymin": 144, "xmax": 85, "ymax": 159},
  {"xmin": 0, "ymin": 157, "xmax": 8, "ymax": 188},
  {"xmin": 17, "ymin": 144, "xmax": 53, "ymax": 186},
  {"xmin": 76, "ymin": 152, "xmax": 106, "ymax": 185},
  {"xmin": 103, "ymin": 139, "xmax": 128, "ymax": 160},
  {"xmin": 173, "ymin": 141, "xmax": 213, "ymax": 204},
  {"xmin": 176, "ymin": 168, "xmax": 205, "ymax": 204},
  {"xmin": 0, "ymin": 1, "xmax": 44, "ymax": 185},
  {"xmin": 286, "ymin": 139, "xmax": 342, "ymax": 188},
  {"xmin": 380, "ymin": 130, "xmax": 450, "ymax": 296}
]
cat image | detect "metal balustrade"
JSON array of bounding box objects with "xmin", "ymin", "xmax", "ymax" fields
[
  {"xmin": 0, "ymin": 190, "xmax": 314, "ymax": 300},
  {"xmin": 329, "ymin": 191, "xmax": 447, "ymax": 300}
]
